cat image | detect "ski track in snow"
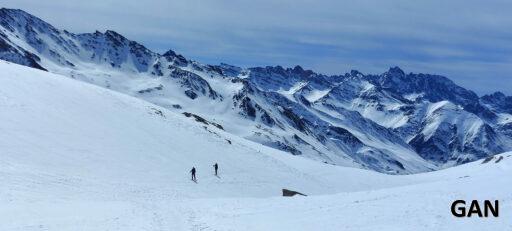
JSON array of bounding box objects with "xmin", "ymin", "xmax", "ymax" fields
[{"xmin": 1, "ymin": 61, "xmax": 512, "ymax": 230}]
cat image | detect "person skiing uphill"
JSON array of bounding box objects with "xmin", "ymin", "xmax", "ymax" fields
[
  {"xmin": 213, "ymin": 163, "xmax": 219, "ymax": 176},
  {"xmin": 190, "ymin": 167, "xmax": 196, "ymax": 181}
]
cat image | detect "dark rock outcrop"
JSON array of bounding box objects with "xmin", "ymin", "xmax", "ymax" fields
[{"xmin": 282, "ymin": 189, "xmax": 307, "ymax": 197}]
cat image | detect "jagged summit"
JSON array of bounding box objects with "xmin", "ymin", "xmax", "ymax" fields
[
  {"xmin": 349, "ymin": 69, "xmax": 363, "ymax": 76},
  {"xmin": 292, "ymin": 65, "xmax": 304, "ymax": 72},
  {"xmin": 2, "ymin": 60, "xmax": 511, "ymax": 230},
  {"xmin": 482, "ymin": 91, "xmax": 507, "ymax": 101},
  {"xmin": 481, "ymin": 91, "xmax": 512, "ymax": 114},
  {"xmin": 161, "ymin": 49, "xmax": 188, "ymax": 66},
  {"xmin": 387, "ymin": 66, "xmax": 405, "ymax": 76},
  {"xmin": 1, "ymin": 8, "xmax": 511, "ymax": 173},
  {"xmin": 162, "ymin": 49, "xmax": 177, "ymax": 57},
  {"xmin": 0, "ymin": 8, "xmax": 57, "ymax": 33},
  {"xmin": 0, "ymin": 8, "xmax": 30, "ymax": 17},
  {"xmin": 104, "ymin": 29, "xmax": 123, "ymax": 36},
  {"xmin": 249, "ymin": 65, "xmax": 315, "ymax": 78},
  {"xmin": 103, "ymin": 30, "xmax": 129, "ymax": 43}
]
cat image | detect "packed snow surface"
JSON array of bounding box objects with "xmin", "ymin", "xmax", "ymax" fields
[{"xmin": 1, "ymin": 61, "xmax": 511, "ymax": 230}]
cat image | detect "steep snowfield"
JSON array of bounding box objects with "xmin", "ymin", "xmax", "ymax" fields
[
  {"xmin": 1, "ymin": 61, "xmax": 511, "ymax": 230},
  {"xmin": 3, "ymin": 8, "xmax": 511, "ymax": 173},
  {"xmin": 0, "ymin": 61, "xmax": 387, "ymax": 198}
]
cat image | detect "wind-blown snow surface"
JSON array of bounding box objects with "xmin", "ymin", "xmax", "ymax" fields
[{"xmin": 1, "ymin": 61, "xmax": 511, "ymax": 230}]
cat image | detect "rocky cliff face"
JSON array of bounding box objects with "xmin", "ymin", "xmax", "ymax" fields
[{"xmin": 1, "ymin": 8, "xmax": 510, "ymax": 173}]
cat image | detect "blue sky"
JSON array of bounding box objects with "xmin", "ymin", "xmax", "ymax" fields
[{"xmin": 3, "ymin": 0, "xmax": 512, "ymax": 95}]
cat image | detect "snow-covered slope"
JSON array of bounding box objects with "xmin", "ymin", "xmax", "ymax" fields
[
  {"xmin": 0, "ymin": 60, "xmax": 410, "ymax": 199},
  {"xmin": 1, "ymin": 61, "xmax": 510, "ymax": 230},
  {"xmin": 191, "ymin": 153, "xmax": 512, "ymax": 231},
  {"xmin": 1, "ymin": 8, "xmax": 511, "ymax": 174}
]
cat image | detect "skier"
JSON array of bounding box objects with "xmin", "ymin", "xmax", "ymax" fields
[
  {"xmin": 213, "ymin": 163, "xmax": 219, "ymax": 176},
  {"xmin": 190, "ymin": 167, "xmax": 196, "ymax": 181}
]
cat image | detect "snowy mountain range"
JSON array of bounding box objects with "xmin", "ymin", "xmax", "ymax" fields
[
  {"xmin": 1, "ymin": 59, "xmax": 511, "ymax": 230},
  {"xmin": 1, "ymin": 8, "xmax": 511, "ymax": 174}
]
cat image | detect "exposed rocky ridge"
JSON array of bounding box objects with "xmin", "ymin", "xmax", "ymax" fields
[{"xmin": 1, "ymin": 8, "xmax": 510, "ymax": 173}]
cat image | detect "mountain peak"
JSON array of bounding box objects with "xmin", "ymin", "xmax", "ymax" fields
[
  {"xmin": 0, "ymin": 8, "xmax": 58, "ymax": 34},
  {"xmin": 486, "ymin": 91, "xmax": 506, "ymax": 99},
  {"xmin": 481, "ymin": 91, "xmax": 509, "ymax": 105},
  {"xmin": 104, "ymin": 30, "xmax": 127, "ymax": 41},
  {"xmin": 0, "ymin": 8, "xmax": 510, "ymax": 174},
  {"xmin": 292, "ymin": 65, "xmax": 304, "ymax": 72},
  {"xmin": 388, "ymin": 66, "xmax": 405, "ymax": 76},
  {"xmin": 162, "ymin": 49, "xmax": 188, "ymax": 66},
  {"xmin": 105, "ymin": 30, "xmax": 122, "ymax": 36},
  {"xmin": 162, "ymin": 49, "xmax": 177, "ymax": 57},
  {"xmin": 273, "ymin": 65, "xmax": 285, "ymax": 71},
  {"xmin": 0, "ymin": 8, "xmax": 26, "ymax": 15},
  {"xmin": 481, "ymin": 91, "xmax": 512, "ymax": 114},
  {"xmin": 350, "ymin": 70, "xmax": 363, "ymax": 77},
  {"xmin": 0, "ymin": 8, "xmax": 44, "ymax": 23}
]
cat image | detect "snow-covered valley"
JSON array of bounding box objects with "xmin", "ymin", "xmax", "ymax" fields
[
  {"xmin": 1, "ymin": 7, "xmax": 512, "ymax": 230},
  {"xmin": 2, "ymin": 8, "xmax": 512, "ymax": 174},
  {"xmin": 1, "ymin": 61, "xmax": 511, "ymax": 230}
]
